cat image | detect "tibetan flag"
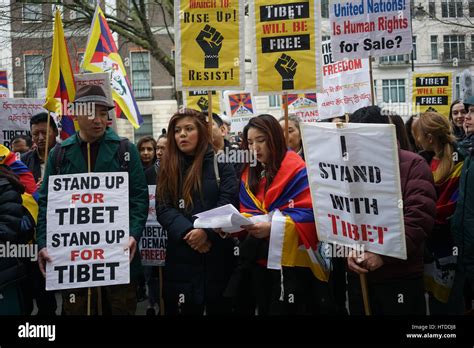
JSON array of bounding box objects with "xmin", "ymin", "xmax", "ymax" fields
[
  {"xmin": 239, "ymin": 150, "xmax": 330, "ymax": 281},
  {"xmin": 0, "ymin": 144, "xmax": 39, "ymax": 223},
  {"xmin": 0, "ymin": 70, "xmax": 7, "ymax": 89},
  {"xmin": 82, "ymin": 4, "xmax": 142, "ymax": 128},
  {"xmin": 229, "ymin": 93, "xmax": 253, "ymax": 116},
  {"xmin": 43, "ymin": 9, "xmax": 77, "ymax": 139}
]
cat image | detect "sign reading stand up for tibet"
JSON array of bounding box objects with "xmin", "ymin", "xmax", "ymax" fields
[
  {"xmin": 301, "ymin": 123, "xmax": 406, "ymax": 260},
  {"xmin": 46, "ymin": 173, "xmax": 130, "ymax": 290},
  {"xmin": 251, "ymin": 0, "xmax": 322, "ymax": 94},
  {"xmin": 329, "ymin": 0, "xmax": 412, "ymax": 61},
  {"xmin": 175, "ymin": 0, "xmax": 245, "ymax": 90}
]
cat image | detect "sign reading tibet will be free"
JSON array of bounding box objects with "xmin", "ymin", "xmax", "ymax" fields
[
  {"xmin": 412, "ymin": 72, "xmax": 452, "ymax": 116},
  {"xmin": 46, "ymin": 173, "xmax": 130, "ymax": 290},
  {"xmin": 329, "ymin": 0, "xmax": 412, "ymax": 61},
  {"xmin": 251, "ymin": 0, "xmax": 322, "ymax": 94},
  {"xmin": 175, "ymin": 0, "xmax": 245, "ymax": 90},
  {"xmin": 301, "ymin": 123, "xmax": 407, "ymax": 260}
]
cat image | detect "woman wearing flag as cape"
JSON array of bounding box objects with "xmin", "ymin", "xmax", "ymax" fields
[{"xmin": 231, "ymin": 115, "xmax": 330, "ymax": 315}]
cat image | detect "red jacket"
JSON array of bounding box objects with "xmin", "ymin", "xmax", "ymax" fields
[{"xmin": 369, "ymin": 149, "xmax": 436, "ymax": 283}]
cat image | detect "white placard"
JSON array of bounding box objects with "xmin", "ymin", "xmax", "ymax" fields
[
  {"xmin": 329, "ymin": 0, "xmax": 412, "ymax": 60},
  {"xmin": 139, "ymin": 185, "xmax": 167, "ymax": 266},
  {"xmin": 46, "ymin": 172, "xmax": 130, "ymax": 290},
  {"xmin": 301, "ymin": 123, "xmax": 406, "ymax": 259},
  {"xmin": 0, "ymin": 98, "xmax": 46, "ymax": 148},
  {"xmin": 317, "ymin": 40, "xmax": 371, "ymax": 120}
]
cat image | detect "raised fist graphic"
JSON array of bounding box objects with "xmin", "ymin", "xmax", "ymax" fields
[
  {"xmin": 197, "ymin": 96, "xmax": 209, "ymax": 111},
  {"xmin": 274, "ymin": 54, "xmax": 297, "ymax": 90},
  {"xmin": 196, "ymin": 24, "xmax": 224, "ymax": 69}
]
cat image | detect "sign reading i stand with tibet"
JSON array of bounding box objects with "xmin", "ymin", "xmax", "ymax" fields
[{"xmin": 301, "ymin": 123, "xmax": 406, "ymax": 260}]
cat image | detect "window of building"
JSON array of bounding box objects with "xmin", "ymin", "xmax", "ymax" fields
[
  {"xmin": 431, "ymin": 35, "xmax": 438, "ymax": 60},
  {"xmin": 73, "ymin": 0, "xmax": 95, "ymax": 19},
  {"xmin": 131, "ymin": 51, "xmax": 151, "ymax": 99},
  {"xmin": 321, "ymin": 0, "xmax": 329, "ymax": 18},
  {"xmin": 23, "ymin": 3, "xmax": 42, "ymax": 22},
  {"xmin": 441, "ymin": 0, "xmax": 463, "ymax": 17},
  {"xmin": 429, "ymin": 1, "xmax": 436, "ymax": 16},
  {"xmin": 380, "ymin": 55, "xmax": 406, "ymax": 63},
  {"xmin": 443, "ymin": 35, "xmax": 465, "ymax": 60},
  {"xmin": 134, "ymin": 114, "xmax": 153, "ymax": 141},
  {"xmin": 412, "ymin": 36, "xmax": 417, "ymax": 61},
  {"xmin": 269, "ymin": 95, "xmax": 281, "ymax": 108},
  {"xmin": 382, "ymin": 79, "xmax": 405, "ymax": 103},
  {"xmin": 128, "ymin": 0, "xmax": 149, "ymax": 19},
  {"xmin": 24, "ymin": 55, "xmax": 44, "ymax": 98},
  {"xmin": 470, "ymin": 0, "xmax": 474, "ymax": 17}
]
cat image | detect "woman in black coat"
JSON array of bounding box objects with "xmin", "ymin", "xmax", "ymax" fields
[
  {"xmin": 156, "ymin": 109, "xmax": 238, "ymax": 315},
  {"xmin": 0, "ymin": 166, "xmax": 26, "ymax": 314}
]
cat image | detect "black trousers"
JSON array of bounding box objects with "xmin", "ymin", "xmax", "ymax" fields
[
  {"xmin": 347, "ymin": 273, "xmax": 426, "ymax": 315},
  {"xmin": 233, "ymin": 265, "xmax": 336, "ymax": 315}
]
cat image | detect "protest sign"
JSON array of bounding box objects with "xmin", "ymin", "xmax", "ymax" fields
[
  {"xmin": 174, "ymin": 0, "xmax": 245, "ymax": 90},
  {"xmin": 223, "ymin": 91, "xmax": 255, "ymax": 133},
  {"xmin": 140, "ymin": 185, "xmax": 167, "ymax": 266},
  {"xmin": 287, "ymin": 93, "xmax": 319, "ymax": 122},
  {"xmin": 0, "ymin": 98, "xmax": 46, "ymax": 148},
  {"xmin": 301, "ymin": 123, "xmax": 406, "ymax": 259},
  {"xmin": 251, "ymin": 0, "xmax": 322, "ymax": 94},
  {"xmin": 46, "ymin": 173, "xmax": 130, "ymax": 290},
  {"xmin": 0, "ymin": 70, "xmax": 9, "ymax": 98},
  {"xmin": 329, "ymin": 0, "xmax": 412, "ymax": 61},
  {"xmin": 412, "ymin": 72, "xmax": 452, "ymax": 116},
  {"xmin": 184, "ymin": 90, "xmax": 222, "ymax": 114},
  {"xmin": 317, "ymin": 39, "xmax": 371, "ymax": 120}
]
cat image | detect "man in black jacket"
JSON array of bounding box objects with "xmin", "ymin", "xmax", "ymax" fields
[{"xmin": 21, "ymin": 112, "xmax": 58, "ymax": 184}]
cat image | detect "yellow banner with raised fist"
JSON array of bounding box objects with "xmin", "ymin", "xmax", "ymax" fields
[
  {"xmin": 251, "ymin": 0, "xmax": 321, "ymax": 95},
  {"xmin": 175, "ymin": 0, "xmax": 245, "ymax": 91}
]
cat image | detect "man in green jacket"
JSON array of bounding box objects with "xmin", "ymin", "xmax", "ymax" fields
[
  {"xmin": 37, "ymin": 84, "xmax": 148, "ymax": 315},
  {"xmin": 452, "ymin": 95, "xmax": 474, "ymax": 310}
]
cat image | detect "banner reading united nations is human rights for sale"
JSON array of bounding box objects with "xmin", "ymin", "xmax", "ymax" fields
[
  {"xmin": 251, "ymin": 0, "xmax": 322, "ymax": 95},
  {"xmin": 174, "ymin": 0, "xmax": 245, "ymax": 91}
]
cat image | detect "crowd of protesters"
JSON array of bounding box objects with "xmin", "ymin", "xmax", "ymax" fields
[{"xmin": 1, "ymin": 86, "xmax": 473, "ymax": 316}]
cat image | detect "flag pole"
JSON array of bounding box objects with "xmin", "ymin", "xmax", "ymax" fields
[
  {"xmin": 208, "ymin": 91, "xmax": 213, "ymax": 141},
  {"xmin": 42, "ymin": 112, "xmax": 52, "ymax": 179},
  {"xmin": 369, "ymin": 55, "xmax": 375, "ymax": 106},
  {"xmin": 283, "ymin": 92, "xmax": 289, "ymax": 145}
]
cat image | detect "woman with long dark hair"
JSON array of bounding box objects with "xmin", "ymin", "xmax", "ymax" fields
[
  {"xmin": 156, "ymin": 109, "xmax": 238, "ymax": 315},
  {"xmin": 234, "ymin": 114, "xmax": 329, "ymax": 315}
]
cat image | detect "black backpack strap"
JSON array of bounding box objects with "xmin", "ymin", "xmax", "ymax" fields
[
  {"xmin": 117, "ymin": 137, "xmax": 130, "ymax": 172},
  {"xmin": 51, "ymin": 144, "xmax": 66, "ymax": 175}
]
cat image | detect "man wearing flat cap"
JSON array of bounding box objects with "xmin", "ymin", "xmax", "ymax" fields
[{"xmin": 36, "ymin": 83, "xmax": 148, "ymax": 315}]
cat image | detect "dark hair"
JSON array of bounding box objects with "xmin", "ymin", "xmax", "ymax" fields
[
  {"xmin": 157, "ymin": 109, "xmax": 210, "ymax": 210},
  {"xmin": 137, "ymin": 136, "xmax": 157, "ymax": 164},
  {"xmin": 349, "ymin": 106, "xmax": 389, "ymax": 124},
  {"xmin": 405, "ymin": 115, "xmax": 420, "ymax": 152},
  {"xmin": 11, "ymin": 135, "xmax": 32, "ymax": 148},
  {"xmin": 389, "ymin": 114, "xmax": 411, "ymax": 151},
  {"xmin": 212, "ymin": 113, "xmax": 224, "ymax": 127},
  {"xmin": 30, "ymin": 112, "xmax": 58, "ymax": 133},
  {"xmin": 157, "ymin": 134, "xmax": 167, "ymax": 141},
  {"xmin": 242, "ymin": 114, "xmax": 287, "ymax": 194}
]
